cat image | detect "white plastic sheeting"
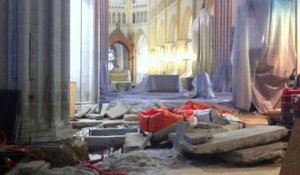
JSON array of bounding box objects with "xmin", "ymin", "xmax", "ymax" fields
[
  {"xmin": 192, "ymin": 8, "xmax": 214, "ymax": 75},
  {"xmin": 212, "ymin": 62, "xmax": 231, "ymax": 92},
  {"xmin": 231, "ymin": 0, "xmax": 296, "ymax": 112},
  {"xmin": 192, "ymin": 72, "xmax": 216, "ymax": 99}
]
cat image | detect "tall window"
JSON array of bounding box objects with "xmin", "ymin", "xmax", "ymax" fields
[
  {"xmin": 137, "ymin": 12, "xmax": 140, "ymax": 23},
  {"xmin": 133, "ymin": 13, "xmax": 135, "ymax": 23},
  {"xmin": 122, "ymin": 13, "xmax": 126, "ymax": 24},
  {"xmin": 108, "ymin": 47, "xmax": 116, "ymax": 70},
  {"xmin": 112, "ymin": 12, "xmax": 116, "ymax": 23},
  {"xmin": 144, "ymin": 11, "xmax": 147, "ymax": 22},
  {"xmin": 117, "ymin": 13, "xmax": 121, "ymax": 23}
]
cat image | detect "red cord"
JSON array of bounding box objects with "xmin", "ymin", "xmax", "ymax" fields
[{"xmin": 0, "ymin": 129, "xmax": 7, "ymax": 149}]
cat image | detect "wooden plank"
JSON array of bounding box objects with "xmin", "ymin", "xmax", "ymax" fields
[{"xmin": 69, "ymin": 81, "xmax": 77, "ymax": 118}]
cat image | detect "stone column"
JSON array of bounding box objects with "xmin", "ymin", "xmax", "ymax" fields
[
  {"xmin": 214, "ymin": 0, "xmax": 232, "ymax": 69},
  {"xmin": 96, "ymin": 0, "xmax": 109, "ymax": 96},
  {"xmin": 0, "ymin": 0, "xmax": 8, "ymax": 88},
  {"xmin": 16, "ymin": 0, "xmax": 32, "ymax": 142},
  {"xmin": 14, "ymin": 0, "xmax": 73, "ymax": 143}
]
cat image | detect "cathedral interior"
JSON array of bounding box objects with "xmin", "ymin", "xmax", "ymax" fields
[{"xmin": 0, "ymin": 0, "xmax": 300, "ymax": 174}]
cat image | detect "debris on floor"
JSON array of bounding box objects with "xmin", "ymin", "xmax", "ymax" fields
[{"xmin": 2, "ymin": 100, "xmax": 289, "ymax": 175}]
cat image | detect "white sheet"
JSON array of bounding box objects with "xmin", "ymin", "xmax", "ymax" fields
[{"xmin": 231, "ymin": 0, "xmax": 296, "ymax": 112}]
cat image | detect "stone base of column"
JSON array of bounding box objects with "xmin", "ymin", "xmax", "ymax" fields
[{"xmin": 16, "ymin": 119, "xmax": 74, "ymax": 144}]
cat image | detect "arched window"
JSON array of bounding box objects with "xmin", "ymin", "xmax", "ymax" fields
[
  {"xmin": 133, "ymin": 13, "xmax": 135, "ymax": 23},
  {"xmin": 112, "ymin": 12, "xmax": 116, "ymax": 24},
  {"xmin": 109, "ymin": 13, "xmax": 112, "ymax": 24},
  {"xmin": 140, "ymin": 12, "xmax": 144, "ymax": 23},
  {"xmin": 108, "ymin": 47, "xmax": 116, "ymax": 71},
  {"xmin": 137, "ymin": 12, "xmax": 140, "ymax": 23},
  {"xmin": 117, "ymin": 13, "xmax": 121, "ymax": 23},
  {"xmin": 144, "ymin": 11, "xmax": 147, "ymax": 22},
  {"xmin": 122, "ymin": 13, "xmax": 126, "ymax": 24}
]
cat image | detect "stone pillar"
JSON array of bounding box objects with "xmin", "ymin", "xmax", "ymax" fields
[
  {"xmin": 96, "ymin": 0, "xmax": 109, "ymax": 96},
  {"xmin": 11, "ymin": 0, "xmax": 73, "ymax": 143},
  {"xmin": 214, "ymin": 0, "xmax": 232, "ymax": 69},
  {"xmin": 0, "ymin": 0, "xmax": 8, "ymax": 88}
]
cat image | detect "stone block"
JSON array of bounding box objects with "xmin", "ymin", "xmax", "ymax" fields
[
  {"xmin": 123, "ymin": 114, "xmax": 138, "ymax": 121},
  {"xmin": 184, "ymin": 131, "xmax": 210, "ymax": 145},
  {"xmin": 220, "ymin": 142, "xmax": 287, "ymax": 164},
  {"xmin": 105, "ymin": 102, "xmax": 129, "ymax": 119},
  {"xmin": 99, "ymin": 103, "xmax": 109, "ymax": 116},
  {"xmin": 74, "ymin": 107, "xmax": 91, "ymax": 118},
  {"xmin": 18, "ymin": 161, "xmax": 49, "ymax": 175},
  {"xmin": 89, "ymin": 128, "xmax": 138, "ymax": 136},
  {"xmin": 31, "ymin": 139, "xmax": 89, "ymax": 167},
  {"xmin": 180, "ymin": 125, "xmax": 288, "ymax": 154},
  {"xmin": 71, "ymin": 119, "xmax": 102, "ymax": 129},
  {"xmin": 123, "ymin": 132, "xmax": 152, "ymax": 152},
  {"xmin": 85, "ymin": 113, "xmax": 103, "ymax": 120},
  {"xmin": 87, "ymin": 105, "xmax": 98, "ymax": 115},
  {"xmin": 168, "ymin": 132, "xmax": 176, "ymax": 143},
  {"xmin": 124, "ymin": 121, "xmax": 139, "ymax": 125},
  {"xmin": 173, "ymin": 121, "xmax": 188, "ymax": 151},
  {"xmin": 150, "ymin": 123, "xmax": 177, "ymax": 145},
  {"xmin": 102, "ymin": 120, "xmax": 124, "ymax": 128},
  {"xmin": 196, "ymin": 122, "xmax": 224, "ymax": 129},
  {"xmin": 84, "ymin": 135, "xmax": 125, "ymax": 151}
]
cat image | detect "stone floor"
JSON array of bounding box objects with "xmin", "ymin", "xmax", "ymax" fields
[{"xmin": 166, "ymin": 165, "xmax": 280, "ymax": 175}]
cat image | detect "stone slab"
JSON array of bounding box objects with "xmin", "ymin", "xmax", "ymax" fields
[
  {"xmin": 84, "ymin": 135, "xmax": 125, "ymax": 151},
  {"xmin": 196, "ymin": 122, "xmax": 224, "ymax": 129},
  {"xmin": 71, "ymin": 119, "xmax": 103, "ymax": 129},
  {"xmin": 173, "ymin": 121, "xmax": 188, "ymax": 151},
  {"xmin": 7, "ymin": 161, "xmax": 50, "ymax": 175},
  {"xmin": 150, "ymin": 123, "xmax": 177, "ymax": 145},
  {"xmin": 184, "ymin": 131, "xmax": 210, "ymax": 145},
  {"xmin": 87, "ymin": 105, "xmax": 98, "ymax": 115},
  {"xmin": 280, "ymin": 117, "xmax": 300, "ymax": 175},
  {"xmin": 30, "ymin": 139, "xmax": 89, "ymax": 167},
  {"xmin": 123, "ymin": 114, "xmax": 138, "ymax": 121},
  {"xmin": 85, "ymin": 113, "xmax": 103, "ymax": 120},
  {"xmin": 168, "ymin": 132, "xmax": 176, "ymax": 143},
  {"xmin": 105, "ymin": 102, "xmax": 129, "ymax": 119},
  {"xmin": 124, "ymin": 121, "xmax": 139, "ymax": 125},
  {"xmin": 123, "ymin": 132, "xmax": 152, "ymax": 152},
  {"xmin": 74, "ymin": 107, "xmax": 91, "ymax": 118},
  {"xmin": 102, "ymin": 120, "xmax": 124, "ymax": 128},
  {"xmin": 89, "ymin": 128, "xmax": 138, "ymax": 136},
  {"xmin": 180, "ymin": 125, "xmax": 288, "ymax": 154},
  {"xmin": 220, "ymin": 142, "xmax": 287, "ymax": 164},
  {"xmin": 99, "ymin": 103, "xmax": 109, "ymax": 116}
]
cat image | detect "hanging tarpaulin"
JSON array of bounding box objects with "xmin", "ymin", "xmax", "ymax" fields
[
  {"xmin": 192, "ymin": 8, "xmax": 214, "ymax": 75},
  {"xmin": 231, "ymin": 0, "xmax": 296, "ymax": 112}
]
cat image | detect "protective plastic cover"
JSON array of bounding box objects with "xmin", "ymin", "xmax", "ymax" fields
[{"xmin": 231, "ymin": 0, "xmax": 296, "ymax": 112}]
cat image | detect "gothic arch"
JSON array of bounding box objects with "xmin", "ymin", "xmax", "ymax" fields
[
  {"xmin": 181, "ymin": 7, "xmax": 193, "ymax": 39},
  {"xmin": 168, "ymin": 15, "xmax": 177, "ymax": 42},
  {"xmin": 158, "ymin": 20, "xmax": 165, "ymax": 46},
  {"xmin": 109, "ymin": 29, "xmax": 134, "ymax": 79}
]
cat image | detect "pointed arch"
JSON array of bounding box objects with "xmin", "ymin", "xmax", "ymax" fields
[
  {"xmin": 109, "ymin": 30, "xmax": 134, "ymax": 79},
  {"xmin": 181, "ymin": 7, "xmax": 193, "ymax": 39},
  {"xmin": 168, "ymin": 15, "xmax": 177, "ymax": 42},
  {"xmin": 158, "ymin": 20, "xmax": 165, "ymax": 46}
]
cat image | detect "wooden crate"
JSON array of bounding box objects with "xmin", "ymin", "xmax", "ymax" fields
[{"xmin": 69, "ymin": 81, "xmax": 77, "ymax": 117}]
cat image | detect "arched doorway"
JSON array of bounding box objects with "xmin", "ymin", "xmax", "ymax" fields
[{"xmin": 109, "ymin": 29, "xmax": 134, "ymax": 82}]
